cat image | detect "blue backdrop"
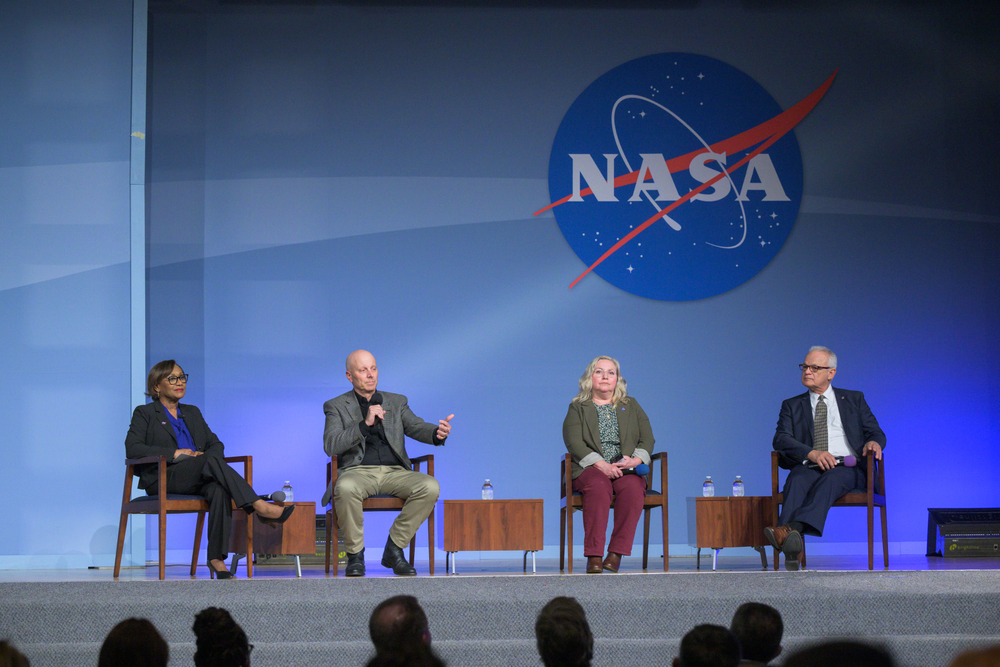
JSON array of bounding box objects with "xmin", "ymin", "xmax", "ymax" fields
[{"xmin": 2, "ymin": 0, "xmax": 998, "ymax": 567}]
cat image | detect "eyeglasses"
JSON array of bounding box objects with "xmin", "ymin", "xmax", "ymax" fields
[
  {"xmin": 166, "ymin": 374, "xmax": 190, "ymax": 385},
  {"xmin": 798, "ymin": 364, "xmax": 831, "ymax": 373}
]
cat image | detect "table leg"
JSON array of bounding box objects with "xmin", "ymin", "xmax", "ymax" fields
[
  {"xmin": 522, "ymin": 551, "xmax": 527, "ymax": 572},
  {"xmin": 532, "ymin": 552, "xmax": 536, "ymax": 573},
  {"xmin": 696, "ymin": 548, "xmax": 701, "ymax": 570},
  {"xmin": 712, "ymin": 548, "xmax": 720, "ymax": 571},
  {"xmin": 753, "ymin": 546, "xmax": 768, "ymax": 569},
  {"xmin": 295, "ymin": 555, "xmax": 302, "ymax": 578},
  {"xmin": 230, "ymin": 554, "xmax": 242, "ymax": 576}
]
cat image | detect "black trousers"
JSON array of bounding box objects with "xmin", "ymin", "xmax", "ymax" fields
[
  {"xmin": 146, "ymin": 454, "xmax": 260, "ymax": 560},
  {"xmin": 778, "ymin": 464, "xmax": 864, "ymax": 537}
]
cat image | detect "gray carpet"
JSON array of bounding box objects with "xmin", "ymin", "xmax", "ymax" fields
[{"xmin": 3, "ymin": 570, "xmax": 999, "ymax": 666}]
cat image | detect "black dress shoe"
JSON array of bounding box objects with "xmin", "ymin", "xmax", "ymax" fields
[
  {"xmin": 381, "ymin": 536, "xmax": 417, "ymax": 576},
  {"xmin": 208, "ymin": 560, "xmax": 233, "ymax": 579},
  {"xmin": 345, "ymin": 549, "xmax": 366, "ymax": 577},
  {"xmin": 259, "ymin": 505, "xmax": 295, "ymax": 526}
]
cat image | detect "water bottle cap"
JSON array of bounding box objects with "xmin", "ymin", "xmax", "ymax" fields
[
  {"xmin": 706, "ymin": 476, "xmax": 712, "ymax": 480},
  {"xmin": 735, "ymin": 475, "xmax": 742, "ymax": 479}
]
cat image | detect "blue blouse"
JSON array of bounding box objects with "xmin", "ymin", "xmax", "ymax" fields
[{"xmin": 165, "ymin": 406, "xmax": 196, "ymax": 452}]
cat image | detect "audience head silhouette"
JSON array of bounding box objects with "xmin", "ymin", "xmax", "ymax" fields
[
  {"xmin": 193, "ymin": 607, "xmax": 251, "ymax": 667},
  {"xmin": 0, "ymin": 640, "xmax": 30, "ymax": 667},
  {"xmin": 674, "ymin": 624, "xmax": 741, "ymax": 667},
  {"xmin": 97, "ymin": 618, "xmax": 168, "ymax": 667},
  {"xmin": 783, "ymin": 640, "xmax": 896, "ymax": 667},
  {"xmin": 730, "ymin": 602, "xmax": 783, "ymax": 665},
  {"xmin": 364, "ymin": 643, "xmax": 445, "ymax": 667},
  {"xmin": 369, "ymin": 595, "xmax": 431, "ymax": 654},
  {"xmin": 535, "ymin": 596, "xmax": 594, "ymax": 667}
]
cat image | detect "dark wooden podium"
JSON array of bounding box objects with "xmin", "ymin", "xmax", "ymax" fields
[{"xmin": 686, "ymin": 496, "xmax": 772, "ymax": 570}]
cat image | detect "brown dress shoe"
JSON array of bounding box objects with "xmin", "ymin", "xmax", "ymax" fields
[
  {"xmin": 602, "ymin": 552, "xmax": 622, "ymax": 572},
  {"xmin": 764, "ymin": 525, "xmax": 802, "ymax": 554},
  {"xmin": 586, "ymin": 556, "xmax": 603, "ymax": 573}
]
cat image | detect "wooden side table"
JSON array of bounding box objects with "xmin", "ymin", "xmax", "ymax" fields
[
  {"xmin": 686, "ymin": 496, "xmax": 772, "ymax": 570},
  {"xmin": 229, "ymin": 501, "xmax": 316, "ymax": 577},
  {"xmin": 441, "ymin": 499, "xmax": 543, "ymax": 573}
]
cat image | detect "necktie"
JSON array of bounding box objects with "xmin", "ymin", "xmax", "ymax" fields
[{"xmin": 813, "ymin": 395, "xmax": 829, "ymax": 452}]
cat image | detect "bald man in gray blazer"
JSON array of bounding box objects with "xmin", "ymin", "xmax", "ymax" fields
[{"xmin": 323, "ymin": 350, "xmax": 453, "ymax": 576}]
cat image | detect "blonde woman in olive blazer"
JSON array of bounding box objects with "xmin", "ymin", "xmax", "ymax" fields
[{"xmin": 563, "ymin": 356, "xmax": 654, "ymax": 573}]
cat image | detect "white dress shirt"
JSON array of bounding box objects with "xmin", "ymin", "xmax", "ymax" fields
[{"xmin": 810, "ymin": 385, "xmax": 856, "ymax": 458}]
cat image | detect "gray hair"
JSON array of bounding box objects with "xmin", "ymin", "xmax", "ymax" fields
[{"xmin": 808, "ymin": 345, "xmax": 837, "ymax": 369}]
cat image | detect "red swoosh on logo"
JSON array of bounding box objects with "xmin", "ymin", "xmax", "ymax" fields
[{"xmin": 534, "ymin": 71, "xmax": 837, "ymax": 289}]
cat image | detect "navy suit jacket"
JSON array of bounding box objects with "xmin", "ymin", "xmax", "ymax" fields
[
  {"xmin": 124, "ymin": 400, "xmax": 225, "ymax": 490},
  {"xmin": 772, "ymin": 387, "xmax": 886, "ymax": 473}
]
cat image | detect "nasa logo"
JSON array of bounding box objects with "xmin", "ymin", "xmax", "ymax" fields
[{"xmin": 539, "ymin": 53, "xmax": 835, "ymax": 301}]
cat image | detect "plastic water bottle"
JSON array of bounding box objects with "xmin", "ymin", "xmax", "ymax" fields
[
  {"xmin": 733, "ymin": 475, "xmax": 745, "ymax": 497},
  {"xmin": 281, "ymin": 480, "xmax": 294, "ymax": 502},
  {"xmin": 481, "ymin": 479, "xmax": 494, "ymax": 500},
  {"xmin": 702, "ymin": 476, "xmax": 715, "ymax": 497}
]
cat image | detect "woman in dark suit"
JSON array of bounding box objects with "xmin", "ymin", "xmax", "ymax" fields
[
  {"xmin": 124, "ymin": 360, "xmax": 293, "ymax": 579},
  {"xmin": 562, "ymin": 356, "xmax": 655, "ymax": 573}
]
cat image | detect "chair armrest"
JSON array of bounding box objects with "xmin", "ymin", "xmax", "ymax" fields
[
  {"xmin": 410, "ymin": 454, "xmax": 434, "ymax": 476},
  {"xmin": 327, "ymin": 456, "xmax": 338, "ymax": 487},
  {"xmin": 224, "ymin": 455, "xmax": 252, "ymax": 485},
  {"xmin": 650, "ymin": 452, "xmax": 667, "ymax": 494},
  {"xmin": 562, "ymin": 453, "xmax": 573, "ymax": 500},
  {"xmin": 865, "ymin": 450, "xmax": 875, "ymax": 495},
  {"xmin": 125, "ymin": 455, "xmax": 163, "ymax": 466},
  {"xmin": 771, "ymin": 451, "xmax": 780, "ymax": 496}
]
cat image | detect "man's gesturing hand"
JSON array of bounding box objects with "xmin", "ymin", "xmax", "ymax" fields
[{"xmin": 436, "ymin": 414, "xmax": 454, "ymax": 440}]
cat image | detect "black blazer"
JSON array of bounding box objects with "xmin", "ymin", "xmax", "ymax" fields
[
  {"xmin": 124, "ymin": 400, "xmax": 225, "ymax": 489},
  {"xmin": 772, "ymin": 387, "xmax": 886, "ymax": 473}
]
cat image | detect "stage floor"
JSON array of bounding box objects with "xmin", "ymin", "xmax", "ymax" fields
[{"xmin": 2, "ymin": 553, "xmax": 998, "ymax": 582}]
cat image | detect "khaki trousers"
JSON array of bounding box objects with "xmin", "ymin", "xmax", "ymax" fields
[{"xmin": 334, "ymin": 465, "xmax": 440, "ymax": 553}]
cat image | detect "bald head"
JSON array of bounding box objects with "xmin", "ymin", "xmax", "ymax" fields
[{"xmin": 346, "ymin": 350, "xmax": 379, "ymax": 399}]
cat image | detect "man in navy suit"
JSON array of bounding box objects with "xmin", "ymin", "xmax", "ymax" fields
[{"xmin": 766, "ymin": 346, "xmax": 886, "ymax": 570}]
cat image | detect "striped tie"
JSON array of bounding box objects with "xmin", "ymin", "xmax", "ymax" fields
[{"xmin": 813, "ymin": 395, "xmax": 829, "ymax": 452}]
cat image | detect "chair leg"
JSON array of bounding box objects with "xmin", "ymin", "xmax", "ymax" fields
[
  {"xmin": 661, "ymin": 501, "xmax": 669, "ymax": 572},
  {"xmin": 325, "ymin": 509, "xmax": 336, "ymax": 576},
  {"xmin": 567, "ymin": 506, "xmax": 574, "ymax": 574},
  {"xmin": 114, "ymin": 512, "xmax": 129, "ymax": 578},
  {"xmin": 191, "ymin": 511, "xmax": 205, "ymax": 577},
  {"xmin": 245, "ymin": 510, "xmax": 254, "ymax": 579},
  {"xmin": 559, "ymin": 507, "xmax": 566, "ymax": 571},
  {"xmin": 158, "ymin": 508, "xmax": 167, "ymax": 581},
  {"xmin": 881, "ymin": 506, "xmax": 889, "ymax": 569},
  {"xmin": 409, "ymin": 535, "xmax": 416, "ymax": 567},
  {"xmin": 868, "ymin": 502, "xmax": 875, "ymax": 571},
  {"xmin": 642, "ymin": 508, "xmax": 651, "ymax": 570},
  {"xmin": 427, "ymin": 507, "xmax": 435, "ymax": 576},
  {"xmin": 801, "ymin": 541, "xmax": 806, "ymax": 568}
]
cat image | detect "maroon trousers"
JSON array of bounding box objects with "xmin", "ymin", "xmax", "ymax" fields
[{"xmin": 572, "ymin": 466, "xmax": 647, "ymax": 557}]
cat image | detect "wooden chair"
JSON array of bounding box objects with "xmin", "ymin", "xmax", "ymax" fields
[
  {"xmin": 770, "ymin": 450, "xmax": 887, "ymax": 570},
  {"xmin": 324, "ymin": 455, "xmax": 435, "ymax": 576},
  {"xmin": 560, "ymin": 452, "xmax": 668, "ymax": 573},
  {"xmin": 113, "ymin": 455, "xmax": 254, "ymax": 579}
]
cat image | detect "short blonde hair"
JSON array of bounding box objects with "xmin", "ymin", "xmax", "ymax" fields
[{"xmin": 572, "ymin": 356, "xmax": 629, "ymax": 406}]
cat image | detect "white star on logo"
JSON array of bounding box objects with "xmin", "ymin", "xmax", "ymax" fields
[{"xmin": 627, "ymin": 265, "xmax": 634, "ymax": 273}]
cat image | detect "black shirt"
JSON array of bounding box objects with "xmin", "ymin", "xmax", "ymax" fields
[{"xmin": 355, "ymin": 391, "xmax": 407, "ymax": 468}]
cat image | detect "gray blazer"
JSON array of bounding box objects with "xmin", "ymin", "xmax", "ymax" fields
[{"xmin": 322, "ymin": 389, "xmax": 444, "ymax": 505}]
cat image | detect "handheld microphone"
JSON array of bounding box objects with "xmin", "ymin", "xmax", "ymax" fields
[
  {"xmin": 622, "ymin": 464, "xmax": 650, "ymax": 476},
  {"xmin": 842, "ymin": 455, "xmax": 857, "ymax": 468},
  {"xmin": 264, "ymin": 491, "xmax": 286, "ymax": 502},
  {"xmin": 369, "ymin": 392, "xmax": 384, "ymax": 421}
]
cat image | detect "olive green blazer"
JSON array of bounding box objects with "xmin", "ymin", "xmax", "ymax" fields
[{"xmin": 562, "ymin": 397, "xmax": 654, "ymax": 479}]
